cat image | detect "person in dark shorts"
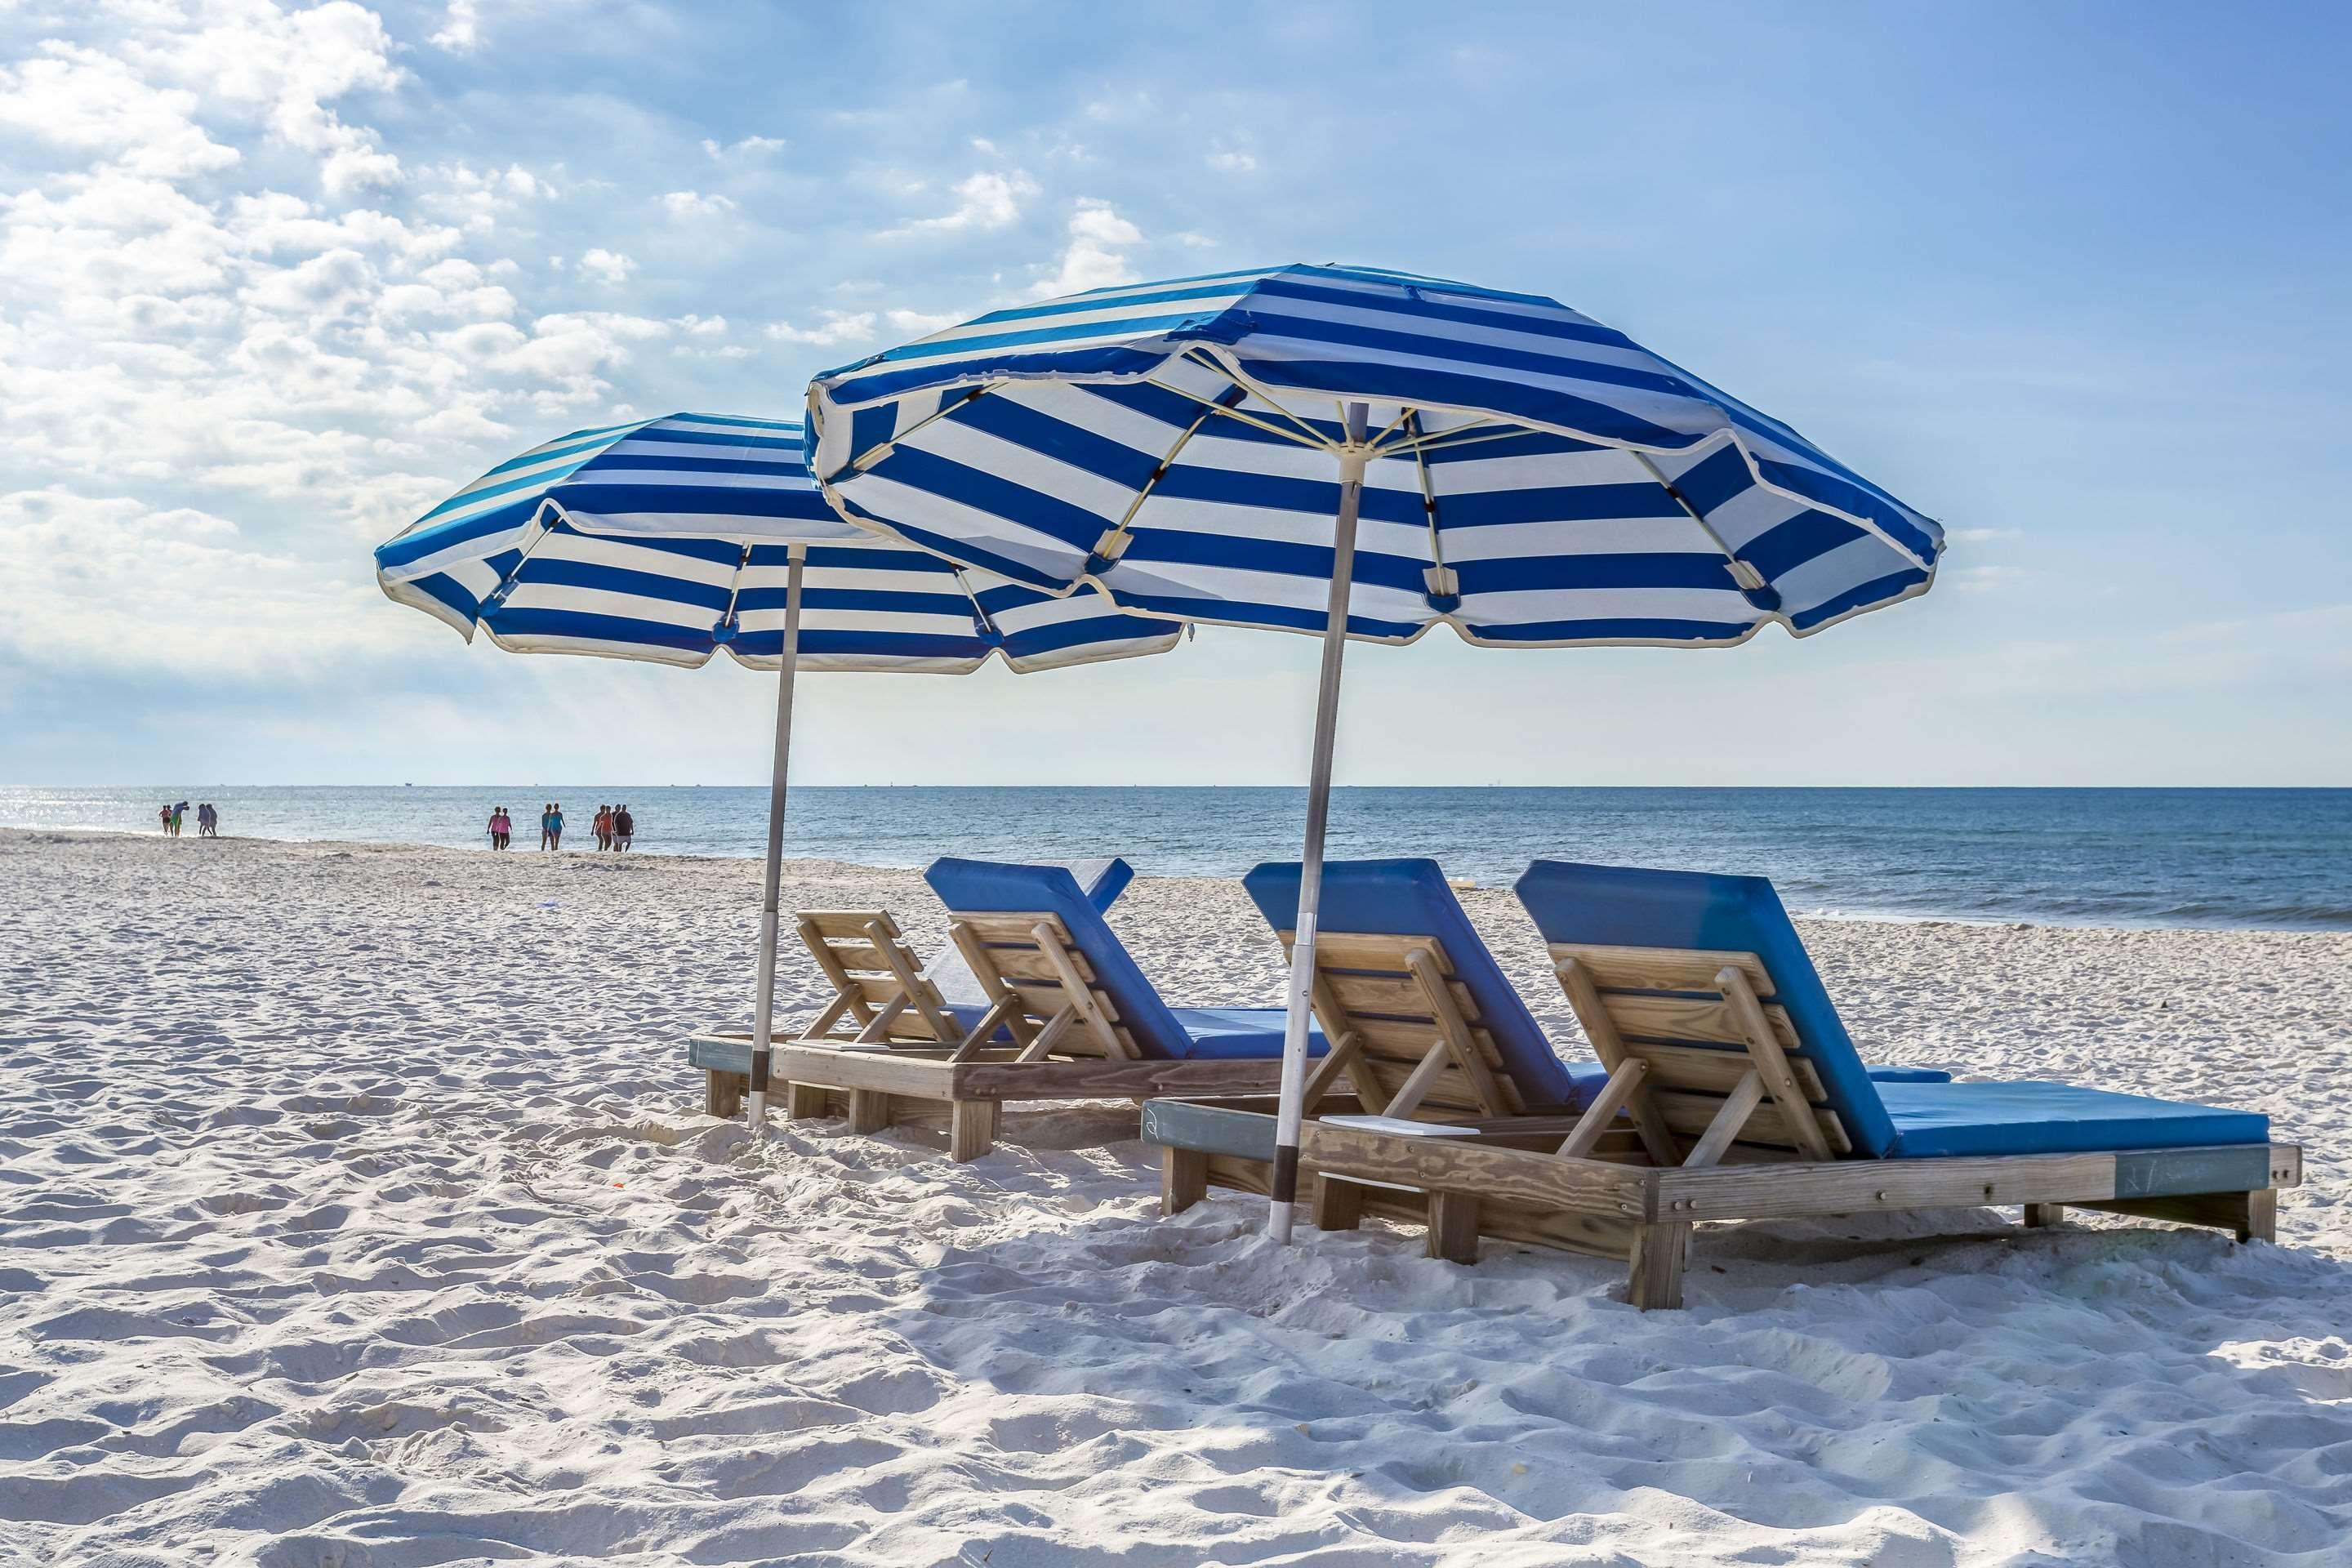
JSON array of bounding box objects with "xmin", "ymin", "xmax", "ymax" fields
[{"xmin": 612, "ymin": 804, "xmax": 634, "ymax": 851}]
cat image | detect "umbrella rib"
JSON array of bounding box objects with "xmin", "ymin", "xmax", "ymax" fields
[
  {"xmin": 1143, "ymin": 373, "xmax": 1333, "ymax": 450},
  {"xmin": 835, "ymin": 385, "xmax": 988, "ymax": 479},
  {"xmin": 1088, "ymin": 385, "xmax": 1251, "ymax": 566},
  {"xmin": 1403, "ymin": 411, "xmax": 1455, "ymax": 603},
  {"xmin": 1372, "ymin": 417, "xmax": 1512, "ymax": 459},
  {"xmin": 479, "ymin": 500, "xmax": 565, "ymax": 614},
  {"xmin": 1626, "ymin": 449, "xmax": 1771, "ymax": 590},
  {"xmin": 1178, "ymin": 348, "xmax": 1339, "ymax": 450},
  {"xmin": 715, "ymin": 542, "xmax": 753, "ymax": 632},
  {"xmin": 950, "ymin": 564, "xmax": 1000, "ymax": 639}
]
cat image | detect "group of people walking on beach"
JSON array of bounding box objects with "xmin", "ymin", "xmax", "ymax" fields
[
  {"xmin": 158, "ymin": 802, "xmax": 219, "ymax": 837},
  {"xmin": 486, "ymin": 803, "xmax": 635, "ymax": 853}
]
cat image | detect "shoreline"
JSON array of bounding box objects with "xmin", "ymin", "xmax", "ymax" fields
[{"xmin": 9, "ymin": 824, "xmax": 2347, "ymax": 938}]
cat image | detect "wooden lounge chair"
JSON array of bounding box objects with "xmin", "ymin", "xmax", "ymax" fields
[
  {"xmin": 757, "ymin": 858, "xmax": 1324, "ymax": 1160},
  {"xmin": 690, "ymin": 859, "xmax": 1133, "ymax": 1120},
  {"xmin": 1148, "ymin": 858, "xmax": 1945, "ymax": 1254},
  {"xmin": 1150, "ymin": 859, "xmax": 2301, "ymax": 1308}
]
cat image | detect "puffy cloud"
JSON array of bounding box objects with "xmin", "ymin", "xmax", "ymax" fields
[
  {"xmin": 897, "ymin": 169, "xmax": 1038, "ymax": 234},
  {"xmin": 0, "ymin": 42, "xmax": 242, "ymax": 180},
  {"xmin": 885, "ymin": 306, "xmax": 964, "ymax": 336},
  {"xmin": 1027, "ymin": 199, "xmax": 1142, "ymax": 298},
  {"xmin": 430, "ymin": 0, "xmax": 482, "ymax": 52},
  {"xmin": 578, "ymin": 247, "xmax": 635, "ymax": 285},
  {"xmin": 1206, "ymin": 147, "xmax": 1258, "ymax": 174},
  {"xmin": 661, "ymin": 190, "xmax": 739, "ymax": 220},
  {"xmin": 121, "ymin": 0, "xmax": 408, "ymax": 194}
]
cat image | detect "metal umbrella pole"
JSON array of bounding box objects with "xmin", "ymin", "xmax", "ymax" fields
[
  {"xmin": 745, "ymin": 542, "xmax": 807, "ymax": 1135},
  {"xmin": 1267, "ymin": 402, "xmax": 1369, "ymax": 1241}
]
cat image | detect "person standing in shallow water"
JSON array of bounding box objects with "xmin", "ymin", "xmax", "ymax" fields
[
  {"xmin": 547, "ymin": 803, "xmax": 564, "ymax": 851},
  {"xmin": 159, "ymin": 804, "xmax": 173, "ymax": 835},
  {"xmin": 612, "ymin": 803, "xmax": 634, "ymax": 852},
  {"xmin": 538, "ymin": 804, "xmax": 553, "ymax": 850}
]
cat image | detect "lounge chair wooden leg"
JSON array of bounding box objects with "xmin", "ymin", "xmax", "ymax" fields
[
  {"xmin": 1425, "ymin": 1190, "xmax": 1481, "ymax": 1264},
  {"xmin": 785, "ymin": 1081, "xmax": 830, "ymax": 1120},
  {"xmin": 1628, "ymin": 1221, "xmax": 1691, "ymax": 1310},
  {"xmin": 705, "ymin": 1070, "xmax": 743, "ymax": 1120},
  {"xmin": 2091, "ymin": 1189, "xmax": 2279, "ymax": 1241},
  {"xmin": 2023, "ymin": 1202, "xmax": 2064, "ymax": 1228},
  {"xmin": 1311, "ymin": 1174, "xmax": 1365, "ymax": 1232},
  {"xmin": 846, "ymin": 1089, "xmax": 891, "ymax": 1135},
  {"xmin": 949, "ymin": 1099, "xmax": 998, "ymax": 1162},
  {"xmin": 1161, "ymin": 1147, "xmax": 1208, "ymax": 1216}
]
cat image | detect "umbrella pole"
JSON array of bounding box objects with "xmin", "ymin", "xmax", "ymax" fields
[
  {"xmin": 1269, "ymin": 403, "xmax": 1369, "ymax": 1242},
  {"xmin": 746, "ymin": 543, "xmax": 807, "ymax": 1136}
]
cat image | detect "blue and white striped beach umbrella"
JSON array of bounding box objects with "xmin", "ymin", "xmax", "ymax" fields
[
  {"xmin": 374, "ymin": 411, "xmax": 1182, "ymax": 1127},
  {"xmin": 374, "ymin": 411, "xmax": 1178, "ymax": 673},
  {"xmin": 806, "ymin": 265, "xmax": 1945, "ymax": 1237}
]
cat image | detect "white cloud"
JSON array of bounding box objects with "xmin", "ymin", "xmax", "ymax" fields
[
  {"xmin": 1206, "ymin": 148, "xmax": 1258, "ymax": 174},
  {"xmin": 1950, "ymin": 564, "xmax": 2034, "ymax": 593},
  {"xmin": 898, "ymin": 169, "xmax": 1038, "ymax": 234},
  {"xmin": 766, "ymin": 311, "xmax": 878, "ymax": 348},
  {"xmin": 0, "ymin": 488, "xmax": 412, "ymax": 672},
  {"xmin": 430, "ymin": 1, "xmax": 483, "ymax": 52},
  {"xmin": 1948, "ymin": 526, "xmax": 2022, "ymax": 544},
  {"xmin": 661, "ymin": 189, "xmax": 739, "ymax": 220},
  {"xmin": 121, "ymin": 0, "xmax": 409, "ymax": 194},
  {"xmin": 577, "ymin": 247, "xmax": 635, "ymax": 285},
  {"xmin": 1027, "ymin": 198, "xmax": 1142, "ymax": 299},
  {"xmin": 0, "ymin": 42, "xmax": 243, "ymax": 181},
  {"xmin": 885, "ymin": 307, "xmax": 964, "ymax": 336},
  {"xmin": 703, "ymin": 135, "xmax": 785, "ymax": 160}
]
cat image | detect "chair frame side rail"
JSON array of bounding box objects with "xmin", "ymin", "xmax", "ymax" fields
[
  {"xmin": 696, "ymin": 909, "xmax": 1290, "ymax": 1160},
  {"xmin": 1144, "ymin": 936, "xmax": 2301, "ymax": 1307}
]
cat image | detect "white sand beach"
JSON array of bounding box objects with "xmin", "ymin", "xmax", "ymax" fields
[{"xmin": 4, "ymin": 828, "xmax": 2349, "ymax": 1567}]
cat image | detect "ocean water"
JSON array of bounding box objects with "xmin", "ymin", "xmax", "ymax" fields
[{"xmin": 6, "ymin": 785, "xmax": 2348, "ymax": 932}]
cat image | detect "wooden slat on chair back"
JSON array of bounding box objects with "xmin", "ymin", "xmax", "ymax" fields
[
  {"xmin": 950, "ymin": 911, "xmax": 1138, "ymax": 1059},
  {"xmin": 1283, "ymin": 930, "xmax": 1526, "ymax": 1119},
  {"xmin": 795, "ymin": 909, "xmax": 947, "ymax": 1043},
  {"xmin": 1549, "ymin": 942, "xmax": 1851, "ymax": 1158}
]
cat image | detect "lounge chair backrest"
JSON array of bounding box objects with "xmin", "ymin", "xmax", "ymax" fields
[
  {"xmin": 795, "ymin": 909, "xmax": 960, "ymax": 1045},
  {"xmin": 926, "ymin": 858, "xmax": 1134, "ymax": 1009},
  {"xmin": 1513, "ymin": 861, "xmax": 1897, "ymax": 1159},
  {"xmin": 1244, "ymin": 859, "xmax": 1584, "ymax": 1115},
  {"xmin": 924, "ymin": 858, "xmax": 1190, "ymax": 1058}
]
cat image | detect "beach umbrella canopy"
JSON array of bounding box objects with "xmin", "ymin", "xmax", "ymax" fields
[
  {"xmin": 375, "ymin": 410, "xmax": 1181, "ymax": 1126},
  {"xmin": 805, "ymin": 264, "xmax": 1945, "ymax": 1237}
]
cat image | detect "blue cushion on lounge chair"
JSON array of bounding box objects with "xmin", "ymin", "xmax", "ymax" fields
[
  {"xmin": 1514, "ymin": 860, "xmax": 1901, "ymax": 1156},
  {"xmin": 1518, "ymin": 861, "xmax": 2263, "ymax": 1161},
  {"xmin": 929, "ymin": 858, "xmax": 1132, "ymax": 1010},
  {"xmin": 1157, "ymin": 1005, "xmax": 1320, "ymax": 1060},
  {"xmin": 1244, "ymin": 858, "xmax": 1586, "ymax": 1110},
  {"xmin": 924, "ymin": 858, "xmax": 1318, "ymax": 1062},
  {"xmin": 1882, "ymin": 1081, "xmax": 2269, "ymax": 1159}
]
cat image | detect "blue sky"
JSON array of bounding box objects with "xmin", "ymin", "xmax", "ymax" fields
[{"xmin": 2, "ymin": 0, "xmax": 2345, "ymax": 786}]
